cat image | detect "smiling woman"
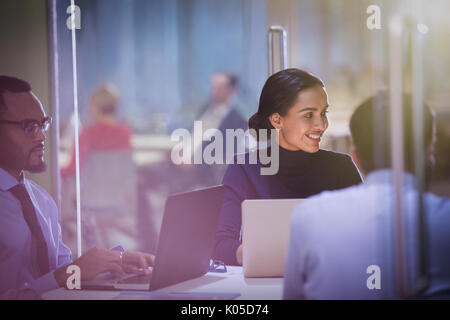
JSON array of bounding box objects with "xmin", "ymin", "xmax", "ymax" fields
[
  {"xmin": 214, "ymin": 68, "xmax": 364, "ymax": 266},
  {"xmin": 269, "ymin": 85, "xmax": 329, "ymax": 153}
]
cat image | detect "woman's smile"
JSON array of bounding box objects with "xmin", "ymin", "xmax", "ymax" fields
[{"xmin": 305, "ymin": 131, "xmax": 323, "ymax": 142}]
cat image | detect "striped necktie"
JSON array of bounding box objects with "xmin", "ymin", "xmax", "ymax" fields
[{"xmin": 9, "ymin": 183, "xmax": 50, "ymax": 276}]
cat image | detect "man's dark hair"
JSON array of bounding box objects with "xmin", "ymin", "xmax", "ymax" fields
[
  {"xmin": 226, "ymin": 74, "xmax": 238, "ymax": 90},
  {"xmin": 349, "ymin": 92, "xmax": 434, "ymax": 174},
  {"xmin": 0, "ymin": 76, "xmax": 32, "ymax": 116}
]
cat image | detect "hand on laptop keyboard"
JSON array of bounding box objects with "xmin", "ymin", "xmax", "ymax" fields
[{"xmin": 117, "ymin": 272, "xmax": 152, "ymax": 284}]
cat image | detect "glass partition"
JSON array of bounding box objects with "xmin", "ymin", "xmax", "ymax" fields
[
  {"xmin": 50, "ymin": 0, "xmax": 449, "ymax": 298},
  {"xmin": 55, "ymin": 0, "xmax": 269, "ymax": 255}
]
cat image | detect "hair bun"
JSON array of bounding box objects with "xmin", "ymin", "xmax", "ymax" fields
[{"xmin": 248, "ymin": 112, "xmax": 261, "ymax": 130}]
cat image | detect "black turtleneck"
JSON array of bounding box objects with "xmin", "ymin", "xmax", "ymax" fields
[
  {"xmin": 275, "ymin": 147, "xmax": 362, "ymax": 198},
  {"xmin": 214, "ymin": 147, "xmax": 363, "ymax": 265}
]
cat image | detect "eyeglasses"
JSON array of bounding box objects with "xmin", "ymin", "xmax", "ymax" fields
[
  {"xmin": 0, "ymin": 116, "xmax": 52, "ymax": 137},
  {"xmin": 209, "ymin": 259, "xmax": 227, "ymax": 273}
]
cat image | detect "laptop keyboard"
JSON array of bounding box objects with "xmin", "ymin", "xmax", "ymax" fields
[{"xmin": 117, "ymin": 273, "xmax": 151, "ymax": 284}]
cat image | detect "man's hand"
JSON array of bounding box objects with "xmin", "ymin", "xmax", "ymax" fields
[
  {"xmin": 54, "ymin": 247, "xmax": 123, "ymax": 286},
  {"xmin": 53, "ymin": 247, "xmax": 155, "ymax": 287},
  {"xmin": 121, "ymin": 251, "xmax": 155, "ymax": 274}
]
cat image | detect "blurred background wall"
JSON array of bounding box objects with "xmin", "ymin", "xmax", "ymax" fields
[{"xmin": 55, "ymin": 0, "xmax": 268, "ymax": 132}]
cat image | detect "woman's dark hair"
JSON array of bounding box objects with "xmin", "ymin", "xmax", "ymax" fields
[{"xmin": 248, "ymin": 68, "xmax": 324, "ymax": 139}]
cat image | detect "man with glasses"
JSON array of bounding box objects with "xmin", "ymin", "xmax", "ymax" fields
[{"xmin": 0, "ymin": 76, "xmax": 154, "ymax": 299}]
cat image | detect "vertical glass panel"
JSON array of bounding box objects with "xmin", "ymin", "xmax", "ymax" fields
[
  {"xmin": 56, "ymin": 0, "xmax": 269, "ymax": 255},
  {"xmin": 280, "ymin": 0, "xmax": 449, "ymax": 298}
]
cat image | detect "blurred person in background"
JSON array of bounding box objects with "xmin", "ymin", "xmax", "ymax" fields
[
  {"xmin": 192, "ymin": 72, "xmax": 248, "ymax": 186},
  {"xmin": 135, "ymin": 73, "xmax": 248, "ymax": 253},
  {"xmin": 61, "ymin": 83, "xmax": 132, "ymax": 178},
  {"xmin": 60, "ymin": 83, "xmax": 137, "ymax": 252},
  {"xmin": 144, "ymin": 72, "xmax": 248, "ymax": 194},
  {"xmin": 195, "ymin": 72, "xmax": 247, "ymax": 137}
]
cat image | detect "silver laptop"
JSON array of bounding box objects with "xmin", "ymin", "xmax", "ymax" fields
[
  {"xmin": 242, "ymin": 199, "xmax": 305, "ymax": 278},
  {"xmin": 80, "ymin": 185, "xmax": 224, "ymax": 291}
]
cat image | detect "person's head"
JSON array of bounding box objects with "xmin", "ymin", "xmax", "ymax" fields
[
  {"xmin": 249, "ymin": 68, "xmax": 328, "ymax": 153},
  {"xmin": 0, "ymin": 76, "xmax": 50, "ymax": 176},
  {"xmin": 210, "ymin": 72, "xmax": 238, "ymax": 106},
  {"xmin": 349, "ymin": 92, "xmax": 435, "ymax": 178},
  {"xmin": 89, "ymin": 83, "xmax": 120, "ymax": 123}
]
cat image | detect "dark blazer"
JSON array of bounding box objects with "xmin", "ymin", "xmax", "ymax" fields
[
  {"xmin": 218, "ymin": 108, "xmax": 248, "ymax": 133},
  {"xmin": 214, "ymin": 149, "xmax": 363, "ymax": 265},
  {"xmin": 196, "ymin": 107, "xmax": 248, "ymax": 186}
]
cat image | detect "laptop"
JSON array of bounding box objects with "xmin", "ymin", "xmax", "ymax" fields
[
  {"xmin": 241, "ymin": 198, "xmax": 305, "ymax": 278},
  {"xmin": 81, "ymin": 185, "xmax": 224, "ymax": 291}
]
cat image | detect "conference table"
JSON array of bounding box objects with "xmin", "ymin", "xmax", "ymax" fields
[{"xmin": 42, "ymin": 266, "xmax": 284, "ymax": 300}]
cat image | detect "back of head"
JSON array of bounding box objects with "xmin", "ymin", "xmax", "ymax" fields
[
  {"xmin": 226, "ymin": 73, "xmax": 238, "ymax": 91},
  {"xmin": 0, "ymin": 76, "xmax": 32, "ymax": 118},
  {"xmin": 90, "ymin": 83, "xmax": 119, "ymax": 116},
  {"xmin": 249, "ymin": 68, "xmax": 324, "ymax": 139},
  {"xmin": 349, "ymin": 92, "xmax": 434, "ymax": 175}
]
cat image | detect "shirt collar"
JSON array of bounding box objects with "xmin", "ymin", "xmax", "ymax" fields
[
  {"xmin": 0, "ymin": 168, "xmax": 25, "ymax": 191},
  {"xmin": 365, "ymin": 169, "xmax": 416, "ymax": 189}
]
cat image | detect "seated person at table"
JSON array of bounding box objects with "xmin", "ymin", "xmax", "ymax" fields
[
  {"xmin": 0, "ymin": 76, "xmax": 153, "ymax": 299},
  {"xmin": 283, "ymin": 92, "xmax": 450, "ymax": 299},
  {"xmin": 214, "ymin": 68, "xmax": 362, "ymax": 266},
  {"xmin": 193, "ymin": 72, "xmax": 248, "ymax": 186},
  {"xmin": 61, "ymin": 83, "xmax": 132, "ymax": 178},
  {"xmin": 195, "ymin": 72, "xmax": 247, "ymax": 136}
]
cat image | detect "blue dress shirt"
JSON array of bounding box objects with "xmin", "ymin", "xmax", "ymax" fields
[
  {"xmin": 283, "ymin": 169, "xmax": 450, "ymax": 299},
  {"xmin": 0, "ymin": 168, "xmax": 72, "ymax": 299}
]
